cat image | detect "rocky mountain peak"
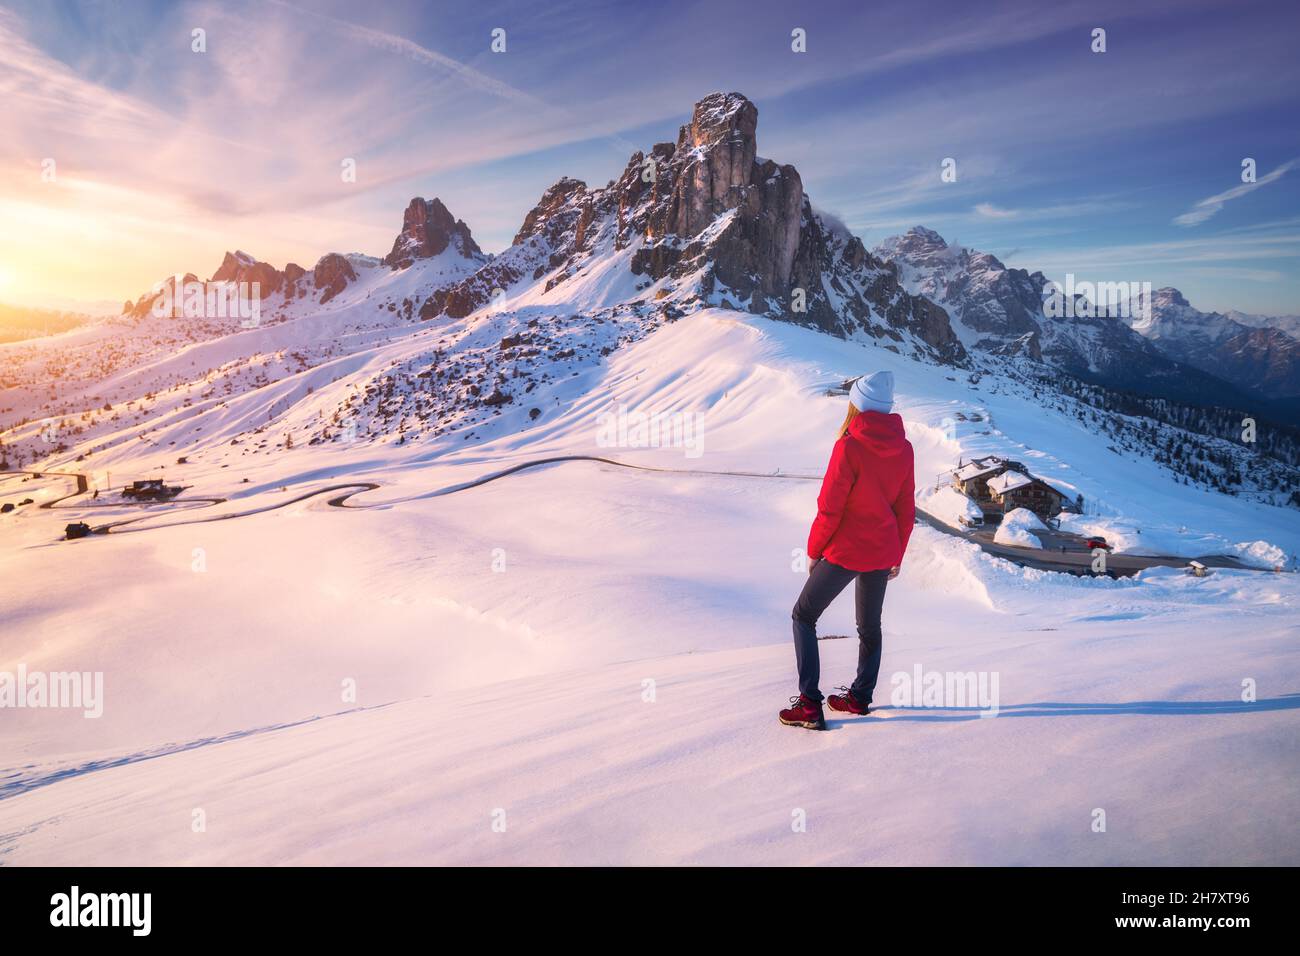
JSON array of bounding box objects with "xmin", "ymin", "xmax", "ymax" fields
[
  {"xmin": 1128, "ymin": 287, "xmax": 1300, "ymax": 402},
  {"xmin": 384, "ymin": 197, "xmax": 483, "ymax": 270},
  {"xmin": 312, "ymin": 253, "xmax": 357, "ymax": 304},
  {"xmin": 1151, "ymin": 287, "xmax": 1190, "ymax": 309},
  {"xmin": 875, "ymin": 228, "xmax": 969, "ymax": 275},
  {"xmin": 209, "ymin": 250, "xmax": 283, "ymax": 297},
  {"xmin": 211, "ymin": 250, "xmax": 257, "ymax": 280},
  {"xmin": 513, "ymin": 177, "xmax": 588, "ymax": 247},
  {"xmin": 421, "ymin": 91, "xmax": 966, "ymax": 364},
  {"xmin": 900, "ymin": 226, "xmax": 948, "ymax": 250},
  {"xmin": 681, "ymin": 91, "xmax": 758, "ymax": 154}
]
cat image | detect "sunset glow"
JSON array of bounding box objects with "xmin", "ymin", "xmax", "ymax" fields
[{"xmin": 2, "ymin": 0, "xmax": 1298, "ymax": 314}]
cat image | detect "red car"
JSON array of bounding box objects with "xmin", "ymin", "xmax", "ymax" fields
[{"xmin": 1084, "ymin": 536, "xmax": 1111, "ymax": 551}]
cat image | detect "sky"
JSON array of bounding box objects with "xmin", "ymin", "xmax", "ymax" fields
[{"xmin": 1, "ymin": 0, "xmax": 1298, "ymax": 316}]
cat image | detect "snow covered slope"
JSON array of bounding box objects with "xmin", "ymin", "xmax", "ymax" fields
[
  {"xmin": 2, "ymin": 92, "xmax": 1297, "ymax": 866},
  {"xmin": 2, "ymin": 309, "xmax": 1298, "ymax": 865}
]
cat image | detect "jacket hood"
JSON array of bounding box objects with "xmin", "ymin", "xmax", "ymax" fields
[{"xmin": 847, "ymin": 410, "xmax": 908, "ymax": 456}]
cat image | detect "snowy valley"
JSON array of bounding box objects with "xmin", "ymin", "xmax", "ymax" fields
[{"xmin": 1, "ymin": 92, "xmax": 1297, "ymax": 866}]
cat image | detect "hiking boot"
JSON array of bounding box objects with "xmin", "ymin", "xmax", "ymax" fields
[
  {"xmin": 827, "ymin": 686, "xmax": 870, "ymax": 716},
  {"xmin": 779, "ymin": 694, "xmax": 826, "ymax": 730}
]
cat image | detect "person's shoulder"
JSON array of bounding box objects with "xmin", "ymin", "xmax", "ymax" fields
[{"xmin": 833, "ymin": 432, "xmax": 863, "ymax": 465}]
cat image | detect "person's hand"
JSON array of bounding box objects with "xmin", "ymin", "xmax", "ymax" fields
[
  {"xmin": 887, "ymin": 565, "xmax": 900, "ymax": 580},
  {"xmin": 808, "ymin": 557, "xmax": 821, "ymax": 576}
]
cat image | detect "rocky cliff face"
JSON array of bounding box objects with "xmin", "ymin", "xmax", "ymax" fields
[
  {"xmin": 421, "ymin": 92, "xmax": 966, "ymax": 364},
  {"xmin": 630, "ymin": 92, "xmax": 802, "ymax": 302},
  {"xmin": 384, "ymin": 197, "xmax": 484, "ymax": 270}
]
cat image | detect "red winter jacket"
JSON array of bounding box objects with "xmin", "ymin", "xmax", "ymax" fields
[{"xmin": 806, "ymin": 411, "xmax": 916, "ymax": 573}]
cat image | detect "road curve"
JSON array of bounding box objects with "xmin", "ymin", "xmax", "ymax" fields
[{"xmin": 5, "ymin": 460, "xmax": 1279, "ymax": 577}]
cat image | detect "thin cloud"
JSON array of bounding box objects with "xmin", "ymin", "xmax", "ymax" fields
[
  {"xmin": 1174, "ymin": 160, "xmax": 1298, "ymax": 227},
  {"xmin": 263, "ymin": 0, "xmax": 547, "ymax": 110},
  {"xmin": 972, "ymin": 199, "xmax": 1133, "ymax": 221}
]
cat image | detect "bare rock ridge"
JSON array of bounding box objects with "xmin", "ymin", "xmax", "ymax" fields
[
  {"xmin": 211, "ymin": 250, "xmax": 282, "ymax": 296},
  {"xmin": 422, "ymin": 91, "xmax": 966, "ymax": 364},
  {"xmin": 122, "ymin": 247, "xmax": 360, "ymax": 317},
  {"xmin": 120, "ymin": 195, "xmax": 487, "ymax": 319},
  {"xmin": 312, "ymin": 253, "xmax": 357, "ymax": 304},
  {"xmin": 116, "ymin": 94, "xmax": 963, "ymax": 362},
  {"xmin": 384, "ymin": 197, "xmax": 483, "ymax": 269}
]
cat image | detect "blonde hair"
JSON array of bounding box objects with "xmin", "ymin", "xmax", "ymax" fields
[{"xmin": 837, "ymin": 401, "xmax": 859, "ymax": 440}]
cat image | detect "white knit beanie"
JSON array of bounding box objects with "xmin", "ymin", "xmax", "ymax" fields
[{"xmin": 849, "ymin": 371, "xmax": 895, "ymax": 414}]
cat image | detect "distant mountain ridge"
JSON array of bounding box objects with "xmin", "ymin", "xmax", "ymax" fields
[
  {"xmin": 1124, "ymin": 287, "xmax": 1300, "ymax": 402},
  {"xmin": 102, "ymin": 91, "xmax": 1295, "ymax": 429},
  {"xmin": 5, "ymin": 91, "xmax": 1298, "ymax": 507},
  {"xmin": 874, "ymin": 226, "xmax": 1297, "ymax": 415},
  {"xmin": 0, "ymin": 302, "xmax": 96, "ymax": 344}
]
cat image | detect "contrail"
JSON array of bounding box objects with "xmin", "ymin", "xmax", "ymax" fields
[{"xmin": 265, "ymin": 0, "xmax": 553, "ymax": 111}]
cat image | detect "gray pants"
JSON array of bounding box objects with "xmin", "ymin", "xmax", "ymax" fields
[{"xmin": 792, "ymin": 559, "xmax": 889, "ymax": 703}]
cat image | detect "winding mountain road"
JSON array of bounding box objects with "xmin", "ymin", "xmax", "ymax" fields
[{"xmin": 2, "ymin": 459, "xmax": 1275, "ymax": 577}]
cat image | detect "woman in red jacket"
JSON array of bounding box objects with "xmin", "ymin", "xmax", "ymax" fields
[{"xmin": 779, "ymin": 370, "xmax": 915, "ymax": 730}]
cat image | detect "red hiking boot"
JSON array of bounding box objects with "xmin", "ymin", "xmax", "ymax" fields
[
  {"xmin": 827, "ymin": 686, "xmax": 870, "ymax": 716},
  {"xmin": 779, "ymin": 694, "xmax": 826, "ymax": 730}
]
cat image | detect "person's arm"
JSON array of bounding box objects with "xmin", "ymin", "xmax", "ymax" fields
[
  {"xmin": 891, "ymin": 449, "xmax": 916, "ymax": 569},
  {"xmin": 807, "ymin": 438, "xmax": 857, "ymax": 563}
]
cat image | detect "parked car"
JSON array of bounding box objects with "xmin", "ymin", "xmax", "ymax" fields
[{"xmin": 1084, "ymin": 536, "xmax": 1111, "ymax": 551}]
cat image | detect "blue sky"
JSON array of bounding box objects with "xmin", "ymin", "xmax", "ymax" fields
[{"xmin": 1, "ymin": 0, "xmax": 1298, "ymax": 314}]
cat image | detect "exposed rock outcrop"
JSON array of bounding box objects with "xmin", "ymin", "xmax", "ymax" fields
[
  {"xmin": 124, "ymin": 272, "xmax": 200, "ymax": 318},
  {"xmin": 211, "ymin": 250, "xmax": 283, "ymax": 297},
  {"xmin": 282, "ymin": 262, "xmax": 306, "ymax": 301},
  {"xmin": 313, "ymin": 253, "xmax": 357, "ymax": 304},
  {"xmin": 385, "ymin": 197, "xmax": 483, "ymax": 269},
  {"xmin": 421, "ymin": 92, "xmax": 966, "ymax": 364}
]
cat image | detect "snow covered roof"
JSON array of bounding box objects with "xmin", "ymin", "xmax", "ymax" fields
[
  {"xmin": 987, "ymin": 470, "xmax": 1033, "ymax": 495},
  {"xmin": 955, "ymin": 459, "xmax": 1001, "ymax": 480}
]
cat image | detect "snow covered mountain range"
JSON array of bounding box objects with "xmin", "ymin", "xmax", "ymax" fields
[
  {"xmin": 874, "ymin": 227, "xmax": 1300, "ymax": 413},
  {"xmin": 1124, "ymin": 287, "xmax": 1300, "ymax": 403},
  {"xmin": 3, "ymin": 91, "xmax": 1299, "ymax": 867},
  {"xmin": 2, "ymin": 91, "xmax": 1296, "ymax": 489},
  {"xmin": 0, "ymin": 90, "xmax": 1295, "ymax": 497}
]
